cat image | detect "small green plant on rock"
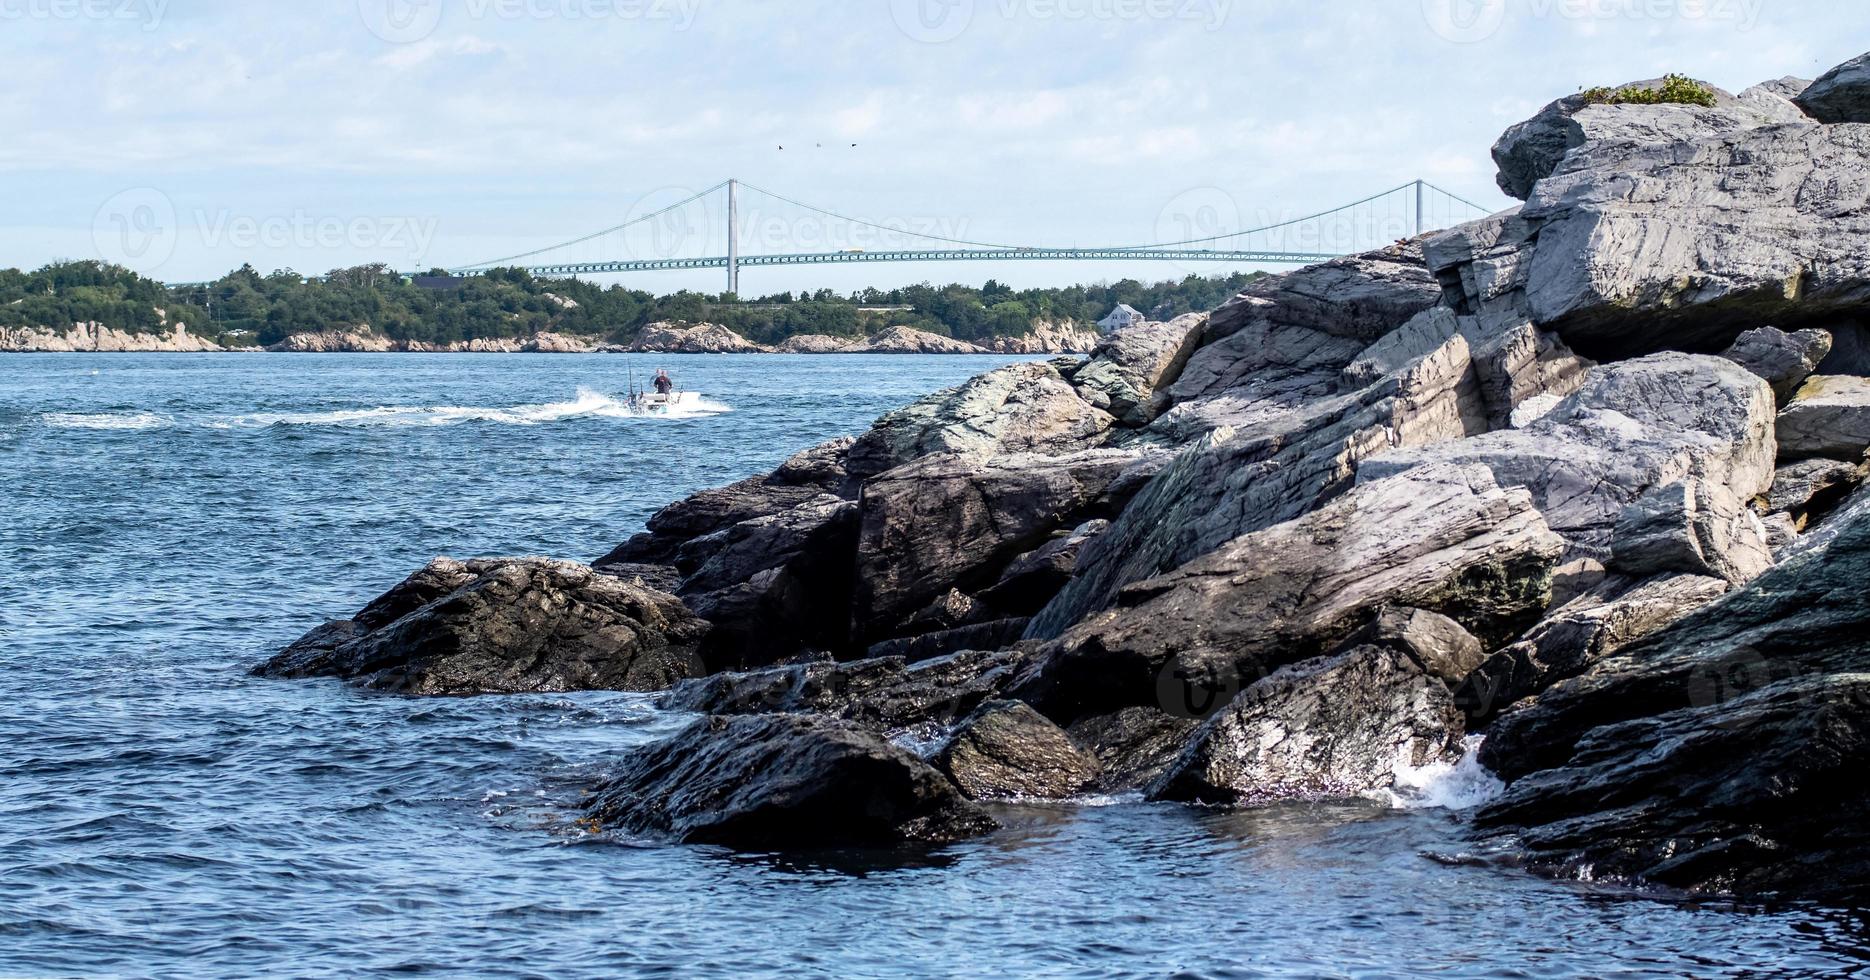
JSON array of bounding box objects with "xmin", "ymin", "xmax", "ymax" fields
[{"xmin": 1580, "ymin": 73, "xmax": 1719, "ymax": 108}]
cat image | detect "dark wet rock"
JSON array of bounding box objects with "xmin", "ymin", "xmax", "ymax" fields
[
  {"xmin": 1148, "ymin": 645, "xmax": 1463, "ymax": 806},
  {"xmin": 675, "ymin": 494, "xmax": 860, "ymax": 669},
  {"xmin": 933, "ymin": 701, "xmax": 1100, "ymax": 800},
  {"xmin": 1070, "ymin": 314, "xmax": 1206, "ymax": 426},
  {"xmin": 1720, "ymin": 327, "xmax": 1833, "ymax": 404},
  {"xmin": 1349, "ymin": 606, "xmax": 1486, "ymax": 686},
  {"xmin": 865, "ymin": 618, "xmax": 1031, "ymax": 665},
  {"xmin": 975, "ymin": 520, "xmax": 1108, "ymax": 616},
  {"xmin": 1608, "ymin": 479, "xmax": 1774, "ymax": 586},
  {"xmin": 853, "ymin": 449, "xmax": 1159, "ymax": 645},
  {"xmin": 845, "ymin": 362, "xmax": 1114, "ymax": 480},
  {"xmin": 1819, "ymin": 322, "xmax": 1870, "ymax": 376},
  {"xmin": 1361, "ymin": 354, "xmax": 1777, "ymax": 560},
  {"xmin": 585, "ymin": 714, "xmax": 995, "ymax": 847},
  {"xmin": 664, "ymin": 648, "xmax": 1035, "ymax": 732},
  {"xmin": 1479, "ymin": 488, "xmax": 1870, "ymax": 789},
  {"xmin": 598, "ymin": 438, "xmax": 854, "ymax": 566},
  {"xmin": 1490, "ymin": 78, "xmax": 1801, "ymax": 201},
  {"xmin": 1459, "ymin": 574, "xmax": 1729, "ymax": 724},
  {"xmin": 596, "ymin": 562, "xmax": 684, "ymax": 595},
  {"xmin": 1795, "ymin": 50, "xmax": 1870, "ymax": 123},
  {"xmin": 1066, "ymin": 707, "xmax": 1201, "ymax": 794},
  {"xmin": 256, "ymin": 558, "xmax": 711, "ymax": 695},
  {"xmin": 1034, "ymin": 327, "xmax": 1488, "ymax": 635},
  {"xmin": 1777, "ymin": 375, "xmax": 1870, "ymax": 462},
  {"xmin": 1014, "ymin": 463, "xmax": 1563, "ymax": 725}
]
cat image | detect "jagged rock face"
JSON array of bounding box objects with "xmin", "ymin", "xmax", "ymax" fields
[
  {"xmin": 1460, "ymin": 574, "xmax": 1730, "ymax": 724},
  {"xmin": 254, "ymin": 558, "xmax": 711, "ymax": 695},
  {"xmin": 1777, "ymin": 375, "xmax": 1870, "ymax": 462},
  {"xmin": 1796, "ymin": 51, "xmax": 1870, "ymax": 123},
  {"xmin": 1442, "ymin": 120, "xmax": 1870, "ymax": 360},
  {"xmin": 0, "ymin": 322, "xmax": 224, "ymax": 352},
  {"xmin": 854, "ymin": 326, "xmax": 985, "ymax": 354},
  {"xmin": 853, "ymin": 449, "xmax": 1159, "ymax": 645},
  {"xmin": 630, "ymin": 322, "xmax": 767, "ymax": 353},
  {"xmin": 1349, "ymin": 607, "xmax": 1485, "ymax": 686},
  {"xmin": 1766, "ymin": 457, "xmax": 1867, "ymax": 526},
  {"xmin": 981, "ymin": 320, "xmax": 1101, "ymax": 355},
  {"xmin": 1608, "ymin": 480, "xmax": 1774, "ymax": 586},
  {"xmin": 1148, "ymin": 645, "xmax": 1463, "ymax": 806},
  {"xmin": 1033, "ymin": 329, "xmax": 1489, "ymax": 635},
  {"xmin": 846, "ymin": 362, "xmax": 1115, "ymax": 480},
  {"xmin": 933, "ymin": 701, "xmax": 1100, "ymax": 800},
  {"xmin": 1720, "ymin": 326, "xmax": 1833, "ymax": 404},
  {"xmin": 1014, "ymin": 464, "xmax": 1564, "ymax": 726},
  {"xmin": 1345, "ymin": 308, "xmax": 1591, "ymax": 430},
  {"xmin": 1490, "ymin": 79, "xmax": 1804, "ymax": 201},
  {"xmin": 976, "ymin": 520, "xmax": 1108, "ymax": 616},
  {"xmin": 1360, "ymin": 354, "xmax": 1777, "ymax": 560},
  {"xmin": 775, "ymin": 334, "xmax": 855, "ymax": 353},
  {"xmin": 1150, "ymin": 242, "xmax": 1444, "ymax": 438},
  {"xmin": 271, "ymin": 329, "xmax": 394, "ymax": 353},
  {"xmin": 1071, "ymin": 314, "xmax": 1207, "ymax": 426},
  {"xmin": 1066, "ymin": 707, "xmax": 1200, "ymax": 794},
  {"xmin": 598, "ymin": 438, "xmax": 853, "ymax": 566},
  {"xmin": 664, "ymin": 648, "xmax": 1034, "ymax": 732},
  {"xmin": 585, "ymin": 714, "xmax": 995, "ymax": 848},
  {"xmin": 676, "ymin": 494, "xmax": 861, "ymax": 669}
]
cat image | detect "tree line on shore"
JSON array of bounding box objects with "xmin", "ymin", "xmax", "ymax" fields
[{"xmin": 0, "ymin": 261, "xmax": 1264, "ymax": 347}]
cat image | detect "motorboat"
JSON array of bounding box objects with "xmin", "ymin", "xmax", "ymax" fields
[{"xmin": 629, "ymin": 390, "xmax": 699, "ymax": 415}]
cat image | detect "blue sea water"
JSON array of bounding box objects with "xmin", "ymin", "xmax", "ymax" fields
[{"xmin": 2, "ymin": 352, "xmax": 1868, "ymax": 979}]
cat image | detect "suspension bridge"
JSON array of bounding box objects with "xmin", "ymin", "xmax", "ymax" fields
[{"xmin": 443, "ymin": 179, "xmax": 1495, "ymax": 293}]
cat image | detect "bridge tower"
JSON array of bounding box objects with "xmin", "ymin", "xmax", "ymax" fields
[
  {"xmin": 727, "ymin": 179, "xmax": 740, "ymax": 297},
  {"xmin": 1414, "ymin": 179, "xmax": 1425, "ymax": 238}
]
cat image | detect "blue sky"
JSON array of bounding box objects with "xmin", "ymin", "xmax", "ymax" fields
[{"xmin": 3, "ymin": 0, "xmax": 1864, "ymax": 294}]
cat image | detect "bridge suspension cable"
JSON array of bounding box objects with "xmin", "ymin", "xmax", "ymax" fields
[{"xmin": 453, "ymin": 180, "xmax": 731, "ymax": 272}]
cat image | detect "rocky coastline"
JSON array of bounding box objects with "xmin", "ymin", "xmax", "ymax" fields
[
  {"xmin": 1, "ymin": 320, "xmax": 1100, "ymax": 355},
  {"xmin": 257, "ymin": 53, "xmax": 1870, "ymax": 901}
]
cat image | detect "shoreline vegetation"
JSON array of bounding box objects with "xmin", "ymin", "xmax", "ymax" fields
[{"xmin": 0, "ymin": 262, "xmax": 1263, "ymax": 354}]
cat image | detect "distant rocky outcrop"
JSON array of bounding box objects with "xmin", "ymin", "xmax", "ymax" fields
[
  {"xmin": 775, "ymin": 334, "xmax": 856, "ymax": 353},
  {"xmin": 851, "ymin": 326, "xmax": 986, "ymax": 354},
  {"xmin": 982, "ymin": 320, "xmax": 1101, "ymax": 355},
  {"xmin": 629, "ymin": 322, "xmax": 769, "ymax": 354},
  {"xmin": 1, "ymin": 321, "xmax": 224, "ymax": 352},
  {"xmin": 252, "ymin": 49, "xmax": 1870, "ymax": 891},
  {"xmin": 270, "ymin": 329, "xmax": 396, "ymax": 353}
]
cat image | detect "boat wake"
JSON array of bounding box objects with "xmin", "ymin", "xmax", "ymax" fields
[{"xmin": 41, "ymin": 389, "xmax": 732, "ymax": 431}]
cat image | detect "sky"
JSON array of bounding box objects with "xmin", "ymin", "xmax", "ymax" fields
[{"xmin": 2, "ymin": 0, "xmax": 1865, "ymax": 295}]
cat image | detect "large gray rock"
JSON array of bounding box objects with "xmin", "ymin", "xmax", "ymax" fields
[
  {"xmin": 1360, "ymin": 354, "xmax": 1777, "ymax": 560},
  {"xmin": 1150, "ymin": 241, "xmax": 1444, "ymax": 439},
  {"xmin": 1148, "ymin": 645, "xmax": 1463, "ymax": 806},
  {"xmin": 598, "ymin": 438, "xmax": 853, "ymax": 566},
  {"xmin": 1460, "ymin": 574, "xmax": 1730, "ymax": 723},
  {"xmin": 255, "ymin": 558, "xmax": 711, "ymax": 695},
  {"xmin": 1777, "ymin": 375, "xmax": 1870, "ymax": 462},
  {"xmin": 585, "ymin": 714, "xmax": 995, "ymax": 847},
  {"xmin": 853, "ymin": 448, "xmax": 1158, "ymax": 645},
  {"xmin": 1350, "ymin": 606, "xmax": 1487, "ymax": 686},
  {"xmin": 1491, "ymin": 79, "xmax": 1803, "ymax": 200},
  {"xmin": 1796, "ymin": 51, "xmax": 1870, "ymax": 123},
  {"xmin": 1348, "ymin": 308, "xmax": 1591, "ymax": 430},
  {"xmin": 1032, "ymin": 327, "xmax": 1489, "ymax": 636},
  {"xmin": 1608, "ymin": 479, "xmax": 1774, "ymax": 586},
  {"xmin": 1721, "ymin": 326, "xmax": 1834, "ymax": 404},
  {"xmin": 1766, "ymin": 457, "xmax": 1867, "ymax": 525},
  {"xmin": 1440, "ymin": 124, "xmax": 1870, "ymax": 361},
  {"xmin": 1013, "ymin": 464, "xmax": 1564, "ymax": 727},
  {"xmin": 1070, "ymin": 314, "xmax": 1206, "ymax": 426},
  {"xmin": 933, "ymin": 700, "xmax": 1100, "ymax": 800},
  {"xmin": 846, "ymin": 362, "xmax": 1115, "ymax": 479}
]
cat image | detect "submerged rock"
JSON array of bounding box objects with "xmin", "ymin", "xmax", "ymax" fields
[
  {"xmin": 933, "ymin": 701, "xmax": 1100, "ymax": 800},
  {"xmin": 255, "ymin": 558, "xmax": 711, "ymax": 695},
  {"xmin": 586, "ymin": 714, "xmax": 996, "ymax": 847}
]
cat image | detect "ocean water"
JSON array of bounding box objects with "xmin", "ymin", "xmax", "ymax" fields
[{"xmin": 3, "ymin": 353, "xmax": 1868, "ymax": 979}]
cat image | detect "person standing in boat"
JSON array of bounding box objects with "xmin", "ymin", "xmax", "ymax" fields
[{"xmin": 653, "ymin": 370, "xmax": 674, "ymax": 396}]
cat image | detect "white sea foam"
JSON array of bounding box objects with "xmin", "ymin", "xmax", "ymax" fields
[
  {"xmin": 42, "ymin": 412, "xmax": 172, "ymax": 431},
  {"xmin": 1385, "ymin": 735, "xmax": 1504, "ymax": 811},
  {"xmin": 46, "ymin": 390, "xmax": 730, "ymax": 432}
]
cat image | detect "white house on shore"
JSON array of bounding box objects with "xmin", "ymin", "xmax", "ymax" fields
[{"xmin": 1097, "ymin": 304, "xmax": 1146, "ymax": 332}]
